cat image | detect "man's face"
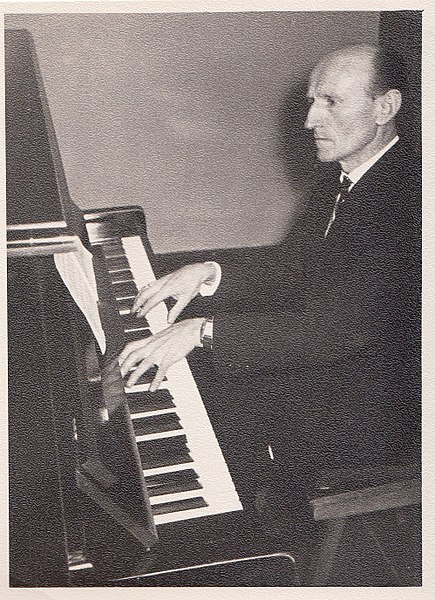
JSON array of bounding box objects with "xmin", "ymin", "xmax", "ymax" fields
[{"xmin": 304, "ymin": 53, "xmax": 379, "ymax": 171}]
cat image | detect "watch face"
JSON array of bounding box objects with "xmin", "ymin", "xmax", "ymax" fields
[{"xmin": 201, "ymin": 318, "xmax": 213, "ymax": 350}]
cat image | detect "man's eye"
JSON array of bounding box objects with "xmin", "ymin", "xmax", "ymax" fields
[{"xmin": 325, "ymin": 97, "xmax": 336, "ymax": 107}]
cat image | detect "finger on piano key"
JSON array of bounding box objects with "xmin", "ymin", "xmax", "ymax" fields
[
  {"xmin": 121, "ymin": 312, "xmax": 150, "ymax": 330},
  {"xmin": 126, "ymin": 366, "xmax": 167, "ymax": 387}
]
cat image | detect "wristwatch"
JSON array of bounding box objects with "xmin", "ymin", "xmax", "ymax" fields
[{"xmin": 200, "ymin": 317, "xmax": 214, "ymax": 351}]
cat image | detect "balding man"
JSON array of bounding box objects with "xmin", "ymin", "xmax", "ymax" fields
[{"xmin": 119, "ymin": 44, "xmax": 420, "ymax": 517}]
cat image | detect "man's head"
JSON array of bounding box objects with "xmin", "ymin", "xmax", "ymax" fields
[{"xmin": 304, "ymin": 45, "xmax": 406, "ymax": 172}]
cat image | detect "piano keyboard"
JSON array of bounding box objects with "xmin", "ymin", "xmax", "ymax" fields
[{"xmin": 99, "ymin": 235, "xmax": 242, "ymax": 525}]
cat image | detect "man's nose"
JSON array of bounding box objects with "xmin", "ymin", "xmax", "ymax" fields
[{"xmin": 304, "ymin": 101, "xmax": 320, "ymax": 130}]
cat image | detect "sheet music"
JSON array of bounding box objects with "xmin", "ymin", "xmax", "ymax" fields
[{"xmin": 54, "ymin": 240, "xmax": 106, "ymax": 354}]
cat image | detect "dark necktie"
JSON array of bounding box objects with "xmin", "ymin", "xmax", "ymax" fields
[{"xmin": 324, "ymin": 174, "xmax": 353, "ymax": 238}]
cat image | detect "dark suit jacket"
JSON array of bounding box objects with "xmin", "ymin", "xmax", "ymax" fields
[{"xmin": 210, "ymin": 140, "xmax": 421, "ymax": 474}]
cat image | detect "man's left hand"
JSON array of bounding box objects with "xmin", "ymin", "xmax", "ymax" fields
[{"xmin": 118, "ymin": 318, "xmax": 205, "ymax": 391}]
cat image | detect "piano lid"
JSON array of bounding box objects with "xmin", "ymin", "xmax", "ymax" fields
[{"xmin": 6, "ymin": 29, "xmax": 84, "ymax": 256}]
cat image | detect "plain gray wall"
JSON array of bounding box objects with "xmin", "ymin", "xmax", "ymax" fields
[{"xmin": 6, "ymin": 12, "xmax": 379, "ymax": 253}]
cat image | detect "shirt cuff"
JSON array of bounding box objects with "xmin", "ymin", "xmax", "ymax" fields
[{"xmin": 199, "ymin": 261, "xmax": 222, "ymax": 296}]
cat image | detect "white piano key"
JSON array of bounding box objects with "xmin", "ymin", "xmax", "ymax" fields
[
  {"xmin": 113, "ymin": 279, "xmax": 135, "ymax": 285},
  {"xmin": 143, "ymin": 462, "xmax": 197, "ymax": 477},
  {"xmin": 134, "ymin": 429, "xmax": 186, "ymax": 443},
  {"xmin": 130, "ymin": 407, "xmax": 175, "ymax": 419},
  {"xmin": 154, "ymin": 505, "xmax": 232, "ymax": 526},
  {"xmin": 124, "ymin": 381, "xmax": 171, "ymax": 394},
  {"xmin": 107, "ymin": 268, "xmax": 131, "ymax": 274}
]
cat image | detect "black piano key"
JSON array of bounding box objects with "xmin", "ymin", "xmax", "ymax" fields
[
  {"xmin": 130, "ymin": 366, "xmax": 167, "ymax": 386},
  {"xmin": 133, "ymin": 413, "xmax": 182, "ymax": 436},
  {"xmin": 145, "ymin": 468, "xmax": 199, "ymax": 488},
  {"xmin": 124, "ymin": 328, "xmax": 152, "ymax": 342},
  {"xmin": 112, "ymin": 280, "xmax": 138, "ymax": 299},
  {"xmin": 106, "ymin": 255, "xmax": 130, "ymax": 269},
  {"xmin": 110, "ymin": 269, "xmax": 134, "ymax": 284},
  {"xmin": 133, "ymin": 413, "xmax": 181, "ymax": 434},
  {"xmin": 145, "ymin": 469, "xmax": 202, "ymax": 496},
  {"xmin": 152, "ymin": 497, "xmax": 208, "ymax": 516},
  {"xmin": 103, "ymin": 245, "xmax": 126, "ymax": 259},
  {"xmin": 121, "ymin": 313, "xmax": 150, "ymax": 330},
  {"xmin": 147, "ymin": 479, "xmax": 203, "ymax": 497},
  {"xmin": 137, "ymin": 436, "xmax": 192, "ymax": 469},
  {"xmin": 139, "ymin": 453, "xmax": 194, "ymax": 470},
  {"xmin": 137, "ymin": 434, "xmax": 189, "ymax": 456},
  {"xmin": 127, "ymin": 389, "xmax": 175, "ymax": 413},
  {"xmin": 117, "ymin": 298, "xmax": 134, "ymax": 313}
]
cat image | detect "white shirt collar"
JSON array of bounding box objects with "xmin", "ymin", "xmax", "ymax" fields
[{"xmin": 341, "ymin": 135, "xmax": 399, "ymax": 188}]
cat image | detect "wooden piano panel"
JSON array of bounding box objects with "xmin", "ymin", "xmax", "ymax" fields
[{"xmin": 8, "ymin": 256, "xmax": 72, "ymax": 586}]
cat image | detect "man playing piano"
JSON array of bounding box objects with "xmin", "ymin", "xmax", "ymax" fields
[{"xmin": 119, "ymin": 44, "xmax": 420, "ymax": 522}]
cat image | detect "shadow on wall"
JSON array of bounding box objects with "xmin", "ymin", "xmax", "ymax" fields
[{"xmin": 380, "ymin": 11, "xmax": 421, "ymax": 155}]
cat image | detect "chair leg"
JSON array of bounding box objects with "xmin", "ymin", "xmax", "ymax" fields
[{"xmin": 312, "ymin": 517, "xmax": 347, "ymax": 586}]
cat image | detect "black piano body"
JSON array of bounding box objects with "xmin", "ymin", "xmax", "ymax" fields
[{"xmin": 7, "ymin": 28, "xmax": 298, "ymax": 587}]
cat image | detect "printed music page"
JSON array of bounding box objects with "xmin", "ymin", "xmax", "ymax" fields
[{"xmin": 54, "ymin": 239, "xmax": 106, "ymax": 354}]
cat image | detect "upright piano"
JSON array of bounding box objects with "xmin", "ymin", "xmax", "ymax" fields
[{"xmin": 7, "ymin": 29, "xmax": 297, "ymax": 587}]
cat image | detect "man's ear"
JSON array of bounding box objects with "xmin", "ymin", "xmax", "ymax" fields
[{"xmin": 374, "ymin": 89, "xmax": 402, "ymax": 125}]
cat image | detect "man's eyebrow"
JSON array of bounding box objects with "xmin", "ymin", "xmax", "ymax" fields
[{"xmin": 315, "ymin": 91, "xmax": 343, "ymax": 102}]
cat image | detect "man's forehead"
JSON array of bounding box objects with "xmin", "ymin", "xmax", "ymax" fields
[{"xmin": 308, "ymin": 51, "xmax": 373, "ymax": 96}]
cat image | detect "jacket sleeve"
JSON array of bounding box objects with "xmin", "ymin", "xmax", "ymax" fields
[
  {"xmin": 211, "ymin": 294, "xmax": 372, "ymax": 376},
  {"xmin": 211, "ymin": 191, "xmax": 419, "ymax": 376}
]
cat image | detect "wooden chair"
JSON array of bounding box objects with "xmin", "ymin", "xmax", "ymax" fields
[{"xmin": 307, "ymin": 464, "xmax": 421, "ymax": 586}]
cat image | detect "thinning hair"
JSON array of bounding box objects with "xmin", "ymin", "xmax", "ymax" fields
[
  {"xmin": 370, "ymin": 46, "xmax": 408, "ymax": 97},
  {"xmin": 318, "ymin": 44, "xmax": 408, "ymax": 99}
]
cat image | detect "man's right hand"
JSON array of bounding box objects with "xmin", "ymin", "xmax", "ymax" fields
[{"xmin": 131, "ymin": 262, "xmax": 217, "ymax": 324}]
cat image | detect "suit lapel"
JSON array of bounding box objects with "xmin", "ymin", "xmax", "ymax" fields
[{"xmin": 321, "ymin": 140, "xmax": 405, "ymax": 240}]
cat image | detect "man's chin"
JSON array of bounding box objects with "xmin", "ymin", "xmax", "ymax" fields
[{"xmin": 316, "ymin": 149, "xmax": 336, "ymax": 163}]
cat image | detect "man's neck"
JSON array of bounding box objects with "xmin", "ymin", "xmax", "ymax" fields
[
  {"xmin": 339, "ymin": 126, "xmax": 398, "ymax": 173},
  {"xmin": 343, "ymin": 135, "xmax": 399, "ymax": 187}
]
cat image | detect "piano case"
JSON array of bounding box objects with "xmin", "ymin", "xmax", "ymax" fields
[{"xmin": 7, "ymin": 27, "xmax": 299, "ymax": 587}]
